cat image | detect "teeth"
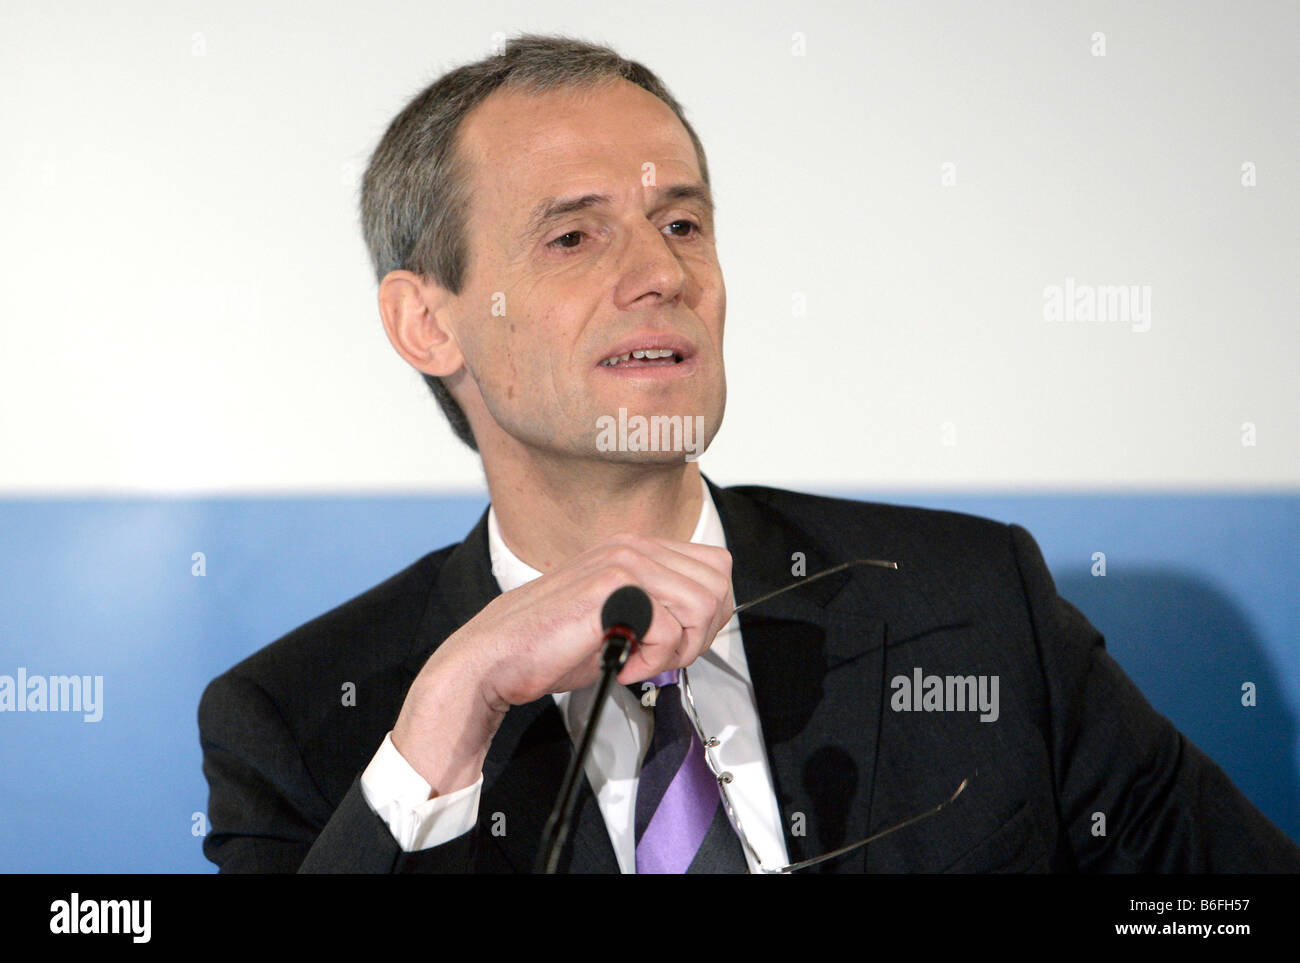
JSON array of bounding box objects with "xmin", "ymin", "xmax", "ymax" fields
[{"xmin": 600, "ymin": 348, "xmax": 677, "ymax": 366}]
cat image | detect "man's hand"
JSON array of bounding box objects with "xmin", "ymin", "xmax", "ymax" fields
[{"xmin": 390, "ymin": 533, "xmax": 734, "ymax": 796}]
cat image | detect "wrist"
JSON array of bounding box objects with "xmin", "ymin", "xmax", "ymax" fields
[{"xmin": 393, "ymin": 642, "xmax": 505, "ymax": 795}]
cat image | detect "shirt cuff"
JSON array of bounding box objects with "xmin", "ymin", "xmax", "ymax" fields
[{"xmin": 359, "ymin": 731, "xmax": 483, "ymax": 852}]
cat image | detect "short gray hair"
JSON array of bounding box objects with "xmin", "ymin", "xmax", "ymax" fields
[{"xmin": 359, "ymin": 33, "xmax": 712, "ymax": 451}]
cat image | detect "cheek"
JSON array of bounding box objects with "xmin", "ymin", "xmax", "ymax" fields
[
  {"xmin": 687, "ymin": 256, "xmax": 724, "ymax": 303},
  {"xmin": 497, "ymin": 320, "xmax": 557, "ymax": 402},
  {"xmin": 695, "ymin": 267, "xmax": 726, "ymax": 335},
  {"xmin": 504, "ymin": 323, "xmax": 517, "ymax": 399}
]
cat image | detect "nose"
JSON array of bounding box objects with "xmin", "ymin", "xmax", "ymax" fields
[{"xmin": 611, "ymin": 217, "xmax": 688, "ymax": 310}]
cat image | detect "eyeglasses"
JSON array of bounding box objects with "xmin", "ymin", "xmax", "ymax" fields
[{"xmin": 680, "ymin": 557, "xmax": 973, "ymax": 874}]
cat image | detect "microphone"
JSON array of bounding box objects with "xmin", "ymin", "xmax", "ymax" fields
[
  {"xmin": 535, "ymin": 585, "xmax": 654, "ymax": 874},
  {"xmin": 599, "ymin": 585, "xmax": 653, "ymax": 670}
]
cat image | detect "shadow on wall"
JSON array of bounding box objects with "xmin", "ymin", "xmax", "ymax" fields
[{"xmin": 1057, "ymin": 569, "xmax": 1300, "ymax": 844}]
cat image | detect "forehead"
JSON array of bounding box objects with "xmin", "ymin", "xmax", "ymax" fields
[{"xmin": 456, "ymin": 79, "xmax": 702, "ymax": 218}]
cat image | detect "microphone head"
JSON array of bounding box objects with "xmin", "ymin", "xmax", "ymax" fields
[{"xmin": 601, "ymin": 585, "xmax": 653, "ymax": 639}]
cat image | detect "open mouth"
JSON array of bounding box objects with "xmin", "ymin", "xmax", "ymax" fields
[{"xmin": 597, "ymin": 348, "xmax": 684, "ymax": 368}]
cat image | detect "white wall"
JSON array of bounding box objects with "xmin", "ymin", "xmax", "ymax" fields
[{"xmin": 2, "ymin": 0, "xmax": 1295, "ymax": 494}]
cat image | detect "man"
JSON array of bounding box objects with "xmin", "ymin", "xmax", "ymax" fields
[{"xmin": 198, "ymin": 34, "xmax": 1300, "ymax": 873}]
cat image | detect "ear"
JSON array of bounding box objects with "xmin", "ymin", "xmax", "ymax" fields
[{"xmin": 377, "ymin": 270, "xmax": 465, "ymax": 378}]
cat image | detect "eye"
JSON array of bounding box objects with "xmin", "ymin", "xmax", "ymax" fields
[
  {"xmin": 548, "ymin": 230, "xmax": 584, "ymax": 249},
  {"xmin": 665, "ymin": 219, "xmax": 701, "ymax": 238}
]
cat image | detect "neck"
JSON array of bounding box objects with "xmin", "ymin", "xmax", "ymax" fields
[{"xmin": 483, "ymin": 450, "xmax": 705, "ymax": 574}]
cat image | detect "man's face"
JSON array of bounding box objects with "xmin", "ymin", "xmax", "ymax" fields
[{"xmin": 445, "ymin": 79, "xmax": 726, "ymax": 463}]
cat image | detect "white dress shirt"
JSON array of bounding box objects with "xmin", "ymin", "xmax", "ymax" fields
[{"xmin": 360, "ymin": 476, "xmax": 791, "ymax": 872}]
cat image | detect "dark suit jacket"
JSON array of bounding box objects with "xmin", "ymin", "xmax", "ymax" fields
[{"xmin": 198, "ymin": 480, "xmax": 1300, "ymax": 872}]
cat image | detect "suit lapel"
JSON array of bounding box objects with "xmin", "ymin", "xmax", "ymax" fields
[
  {"xmin": 710, "ymin": 480, "xmax": 890, "ymax": 872},
  {"xmin": 408, "ymin": 506, "xmax": 618, "ymax": 873},
  {"xmin": 478, "ymin": 698, "xmax": 617, "ymax": 872}
]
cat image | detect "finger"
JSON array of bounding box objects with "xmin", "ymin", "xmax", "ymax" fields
[
  {"xmin": 591, "ymin": 552, "xmax": 722, "ymax": 670},
  {"xmin": 616, "ymin": 594, "xmax": 685, "ymax": 684},
  {"xmin": 623, "ymin": 535, "xmax": 733, "ymax": 591},
  {"xmin": 594, "ymin": 535, "xmax": 733, "ymax": 631}
]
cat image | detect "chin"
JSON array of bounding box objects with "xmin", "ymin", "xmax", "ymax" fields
[
  {"xmin": 587, "ymin": 406, "xmax": 718, "ymax": 464},
  {"xmin": 591, "ymin": 449, "xmax": 708, "ymax": 468}
]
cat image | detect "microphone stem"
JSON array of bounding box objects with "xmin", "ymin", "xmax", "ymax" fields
[{"xmin": 535, "ymin": 630, "xmax": 633, "ymax": 874}]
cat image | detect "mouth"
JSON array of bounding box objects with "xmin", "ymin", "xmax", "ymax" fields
[
  {"xmin": 595, "ymin": 334, "xmax": 696, "ymax": 371},
  {"xmin": 597, "ymin": 347, "xmax": 685, "ymax": 369}
]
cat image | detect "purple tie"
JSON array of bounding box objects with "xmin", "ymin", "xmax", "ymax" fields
[{"xmin": 630, "ymin": 669, "xmax": 749, "ymax": 873}]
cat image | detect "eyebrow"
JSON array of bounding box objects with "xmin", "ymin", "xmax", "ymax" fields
[{"xmin": 519, "ymin": 183, "xmax": 715, "ymax": 242}]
